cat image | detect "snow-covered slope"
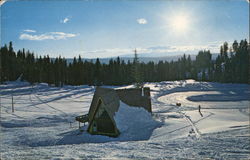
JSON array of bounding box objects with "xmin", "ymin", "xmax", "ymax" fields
[{"xmin": 1, "ymin": 80, "xmax": 249, "ymax": 159}]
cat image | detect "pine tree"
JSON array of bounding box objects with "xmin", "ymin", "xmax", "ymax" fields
[
  {"xmin": 94, "ymin": 58, "xmax": 101, "ymax": 86},
  {"xmin": 132, "ymin": 49, "xmax": 143, "ymax": 88}
]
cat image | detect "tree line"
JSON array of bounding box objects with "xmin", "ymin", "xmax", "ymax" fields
[{"xmin": 0, "ymin": 39, "xmax": 249, "ymax": 86}]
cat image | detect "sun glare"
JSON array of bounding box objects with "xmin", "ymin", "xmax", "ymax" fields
[{"xmin": 169, "ymin": 14, "xmax": 190, "ymax": 33}]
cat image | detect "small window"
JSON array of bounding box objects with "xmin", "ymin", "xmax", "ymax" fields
[{"xmin": 93, "ymin": 121, "xmax": 97, "ymax": 132}]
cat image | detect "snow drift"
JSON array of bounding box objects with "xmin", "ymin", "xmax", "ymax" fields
[{"xmin": 114, "ymin": 101, "xmax": 162, "ymax": 140}]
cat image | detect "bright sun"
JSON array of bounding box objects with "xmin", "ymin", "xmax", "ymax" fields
[{"xmin": 169, "ymin": 14, "xmax": 189, "ymax": 33}]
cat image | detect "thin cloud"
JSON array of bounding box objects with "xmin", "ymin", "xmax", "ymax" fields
[
  {"xmin": 23, "ymin": 29, "xmax": 36, "ymax": 33},
  {"xmin": 19, "ymin": 32, "xmax": 77, "ymax": 41},
  {"xmin": 60, "ymin": 17, "xmax": 70, "ymax": 24},
  {"xmin": 137, "ymin": 18, "xmax": 147, "ymax": 24}
]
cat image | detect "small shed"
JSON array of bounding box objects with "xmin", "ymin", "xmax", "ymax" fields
[
  {"xmin": 81, "ymin": 87, "xmax": 152, "ymax": 137},
  {"xmin": 87, "ymin": 87, "xmax": 120, "ymax": 137}
]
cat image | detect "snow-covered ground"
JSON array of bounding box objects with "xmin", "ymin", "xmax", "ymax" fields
[{"xmin": 1, "ymin": 80, "xmax": 249, "ymax": 159}]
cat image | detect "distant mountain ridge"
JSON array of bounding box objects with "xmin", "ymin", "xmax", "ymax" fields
[{"xmin": 64, "ymin": 54, "xmax": 219, "ymax": 64}]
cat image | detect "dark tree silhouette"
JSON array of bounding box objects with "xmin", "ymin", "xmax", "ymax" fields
[{"xmin": 0, "ymin": 40, "xmax": 249, "ymax": 86}]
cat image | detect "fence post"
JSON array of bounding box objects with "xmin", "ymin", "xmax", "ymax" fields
[
  {"xmin": 0, "ymin": 97, "xmax": 1, "ymax": 116},
  {"xmin": 12, "ymin": 94, "xmax": 14, "ymax": 112}
]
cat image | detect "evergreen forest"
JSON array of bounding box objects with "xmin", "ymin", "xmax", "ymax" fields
[{"xmin": 0, "ymin": 39, "xmax": 249, "ymax": 86}]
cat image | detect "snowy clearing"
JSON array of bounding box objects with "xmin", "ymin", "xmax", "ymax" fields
[{"xmin": 1, "ymin": 80, "xmax": 249, "ymax": 159}]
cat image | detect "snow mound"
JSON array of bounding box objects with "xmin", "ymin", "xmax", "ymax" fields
[{"xmin": 114, "ymin": 101, "xmax": 162, "ymax": 140}]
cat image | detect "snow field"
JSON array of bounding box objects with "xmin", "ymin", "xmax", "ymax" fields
[{"xmin": 1, "ymin": 80, "xmax": 249, "ymax": 159}]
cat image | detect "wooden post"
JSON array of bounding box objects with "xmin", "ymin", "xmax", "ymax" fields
[
  {"xmin": 12, "ymin": 94, "xmax": 14, "ymax": 112},
  {"xmin": 0, "ymin": 96, "xmax": 1, "ymax": 116}
]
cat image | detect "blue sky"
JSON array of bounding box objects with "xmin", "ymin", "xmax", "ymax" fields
[{"xmin": 1, "ymin": 0, "xmax": 249, "ymax": 58}]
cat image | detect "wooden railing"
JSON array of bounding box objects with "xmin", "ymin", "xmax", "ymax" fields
[{"xmin": 75, "ymin": 114, "xmax": 89, "ymax": 123}]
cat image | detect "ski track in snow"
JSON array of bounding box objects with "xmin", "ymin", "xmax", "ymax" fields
[
  {"xmin": 178, "ymin": 110, "xmax": 202, "ymax": 138},
  {"xmin": 0, "ymin": 80, "xmax": 250, "ymax": 159}
]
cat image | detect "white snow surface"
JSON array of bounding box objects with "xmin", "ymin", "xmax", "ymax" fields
[
  {"xmin": 114, "ymin": 101, "xmax": 162, "ymax": 140},
  {"xmin": 0, "ymin": 79, "xmax": 249, "ymax": 159}
]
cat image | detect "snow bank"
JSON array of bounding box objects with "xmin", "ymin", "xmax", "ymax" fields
[
  {"xmin": 114, "ymin": 101, "xmax": 162, "ymax": 140},
  {"xmin": 1, "ymin": 80, "xmax": 30, "ymax": 87}
]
